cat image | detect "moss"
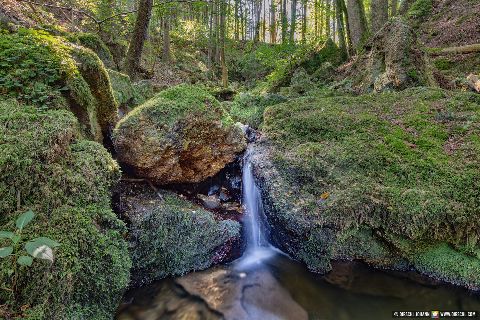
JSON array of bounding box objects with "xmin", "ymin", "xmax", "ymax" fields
[
  {"xmin": 121, "ymin": 185, "xmax": 241, "ymax": 285},
  {"xmin": 258, "ymin": 87, "xmax": 480, "ymax": 285},
  {"xmin": 412, "ymin": 243, "xmax": 480, "ymax": 289},
  {"xmin": 107, "ymin": 69, "xmax": 154, "ymax": 108},
  {"xmin": 407, "ymin": 0, "xmax": 433, "ymax": 20},
  {"xmin": 74, "ymin": 33, "xmax": 115, "ymax": 69},
  {"xmin": 117, "ymin": 84, "xmax": 233, "ymax": 131},
  {"xmin": 0, "ymin": 99, "xmax": 130, "ymax": 319},
  {"xmin": 0, "ymin": 28, "xmax": 118, "ymax": 141},
  {"xmin": 227, "ymin": 92, "xmax": 287, "ymax": 129},
  {"xmin": 263, "ymin": 39, "xmax": 343, "ymax": 92}
]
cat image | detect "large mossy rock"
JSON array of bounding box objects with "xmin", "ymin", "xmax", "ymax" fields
[
  {"xmin": 251, "ymin": 87, "xmax": 480, "ymax": 289},
  {"xmin": 113, "ymin": 181, "xmax": 241, "ymax": 286},
  {"xmin": 107, "ymin": 69, "xmax": 155, "ymax": 109},
  {"xmin": 0, "ymin": 100, "xmax": 131, "ymax": 319},
  {"xmin": 113, "ymin": 84, "xmax": 246, "ymax": 184},
  {"xmin": 0, "ymin": 28, "xmax": 118, "ymax": 142}
]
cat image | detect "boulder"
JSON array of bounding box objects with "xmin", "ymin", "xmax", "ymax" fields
[
  {"xmin": 113, "ymin": 180, "xmax": 241, "ymax": 286},
  {"xmin": 251, "ymin": 87, "xmax": 480, "ymax": 289},
  {"xmin": 0, "ymin": 99, "xmax": 130, "ymax": 319},
  {"xmin": 113, "ymin": 84, "xmax": 246, "ymax": 184},
  {"xmin": 0, "ymin": 28, "xmax": 118, "ymax": 142}
]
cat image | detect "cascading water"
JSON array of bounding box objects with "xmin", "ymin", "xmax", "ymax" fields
[{"xmin": 236, "ymin": 148, "xmax": 276, "ymax": 269}]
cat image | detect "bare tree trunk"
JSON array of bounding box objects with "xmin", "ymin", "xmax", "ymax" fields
[
  {"xmin": 281, "ymin": 0, "xmax": 288, "ymax": 43},
  {"xmin": 220, "ymin": 0, "xmax": 228, "ymax": 87},
  {"xmin": 301, "ymin": 0, "xmax": 307, "ymax": 43},
  {"xmin": 390, "ymin": 0, "xmax": 398, "ymax": 16},
  {"xmin": 270, "ymin": 0, "xmax": 277, "ymax": 43},
  {"xmin": 290, "ymin": 0, "xmax": 297, "ymax": 43},
  {"xmin": 124, "ymin": 0, "xmax": 153, "ymax": 78},
  {"xmin": 346, "ymin": 0, "xmax": 368, "ymax": 50},
  {"xmin": 325, "ymin": 0, "xmax": 331, "ymax": 38},
  {"xmin": 335, "ymin": 0, "xmax": 347, "ymax": 59},
  {"xmin": 371, "ymin": 0, "xmax": 388, "ymax": 34},
  {"xmin": 162, "ymin": 17, "xmax": 171, "ymax": 62}
]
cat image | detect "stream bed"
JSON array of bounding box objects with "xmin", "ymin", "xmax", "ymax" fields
[{"xmin": 115, "ymin": 149, "xmax": 480, "ymax": 320}]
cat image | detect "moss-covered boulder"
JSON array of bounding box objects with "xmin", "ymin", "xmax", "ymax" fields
[
  {"xmin": 113, "ymin": 181, "xmax": 241, "ymax": 286},
  {"xmin": 107, "ymin": 69, "xmax": 155, "ymax": 109},
  {"xmin": 0, "ymin": 28, "xmax": 118, "ymax": 141},
  {"xmin": 251, "ymin": 87, "xmax": 480, "ymax": 289},
  {"xmin": 0, "ymin": 99, "xmax": 131, "ymax": 319},
  {"xmin": 113, "ymin": 84, "xmax": 246, "ymax": 184}
]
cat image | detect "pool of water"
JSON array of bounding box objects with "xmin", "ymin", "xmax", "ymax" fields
[{"xmin": 116, "ymin": 248, "xmax": 480, "ymax": 320}]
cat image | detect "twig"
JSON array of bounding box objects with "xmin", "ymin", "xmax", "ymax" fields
[
  {"xmin": 120, "ymin": 178, "xmax": 164, "ymax": 200},
  {"xmin": 17, "ymin": 0, "xmax": 100, "ymax": 24}
]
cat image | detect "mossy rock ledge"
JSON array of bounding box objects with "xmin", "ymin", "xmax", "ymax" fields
[
  {"xmin": 0, "ymin": 28, "xmax": 118, "ymax": 142},
  {"xmin": 250, "ymin": 87, "xmax": 480, "ymax": 290},
  {"xmin": 113, "ymin": 84, "xmax": 247, "ymax": 184},
  {"xmin": 113, "ymin": 181, "xmax": 241, "ymax": 287},
  {"xmin": 0, "ymin": 99, "xmax": 131, "ymax": 319}
]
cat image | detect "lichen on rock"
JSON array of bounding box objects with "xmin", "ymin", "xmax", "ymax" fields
[{"xmin": 113, "ymin": 84, "xmax": 247, "ymax": 184}]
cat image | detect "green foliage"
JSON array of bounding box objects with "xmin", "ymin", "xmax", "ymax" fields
[
  {"xmin": 0, "ymin": 29, "xmax": 67, "ymax": 109},
  {"xmin": 227, "ymin": 92, "xmax": 287, "ymax": 129},
  {"xmin": 0, "ymin": 99, "xmax": 130, "ymax": 319},
  {"xmin": 407, "ymin": 0, "xmax": 433, "ymax": 19},
  {"xmin": 261, "ymin": 87, "xmax": 480, "ymax": 283},
  {"xmin": 433, "ymin": 58, "xmax": 453, "ymax": 71},
  {"xmin": 0, "ymin": 211, "xmax": 60, "ymax": 298},
  {"xmin": 263, "ymin": 39, "xmax": 342, "ymax": 92}
]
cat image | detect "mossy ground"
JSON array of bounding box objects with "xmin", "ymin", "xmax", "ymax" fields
[
  {"xmin": 0, "ymin": 99, "xmax": 131, "ymax": 319},
  {"xmin": 259, "ymin": 87, "xmax": 480, "ymax": 287}
]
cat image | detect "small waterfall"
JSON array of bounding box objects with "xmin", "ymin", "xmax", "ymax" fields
[
  {"xmin": 242, "ymin": 155, "xmax": 267, "ymax": 249},
  {"xmin": 236, "ymin": 148, "xmax": 274, "ymax": 269}
]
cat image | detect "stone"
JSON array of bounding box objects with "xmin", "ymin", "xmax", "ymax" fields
[{"xmin": 113, "ymin": 84, "xmax": 247, "ymax": 184}]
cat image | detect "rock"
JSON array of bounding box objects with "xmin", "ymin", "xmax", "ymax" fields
[
  {"xmin": 176, "ymin": 266, "xmax": 308, "ymax": 320},
  {"xmin": 0, "ymin": 100, "xmax": 130, "ymax": 319},
  {"xmin": 219, "ymin": 187, "xmax": 231, "ymax": 202},
  {"xmin": 113, "ymin": 84, "xmax": 247, "ymax": 184},
  {"xmin": 251, "ymin": 88, "xmax": 480, "ymax": 289},
  {"xmin": 113, "ymin": 180, "xmax": 241, "ymax": 286},
  {"xmin": 197, "ymin": 194, "xmax": 221, "ymax": 210}
]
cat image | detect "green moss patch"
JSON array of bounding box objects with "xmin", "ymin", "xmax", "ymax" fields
[
  {"xmin": 0, "ymin": 99, "xmax": 130, "ymax": 319},
  {"xmin": 0, "ymin": 28, "xmax": 118, "ymax": 141},
  {"xmin": 259, "ymin": 87, "xmax": 480, "ymax": 286}
]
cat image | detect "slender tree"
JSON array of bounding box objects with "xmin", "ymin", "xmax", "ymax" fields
[
  {"xmin": 371, "ymin": 0, "xmax": 388, "ymax": 35},
  {"xmin": 124, "ymin": 0, "xmax": 153, "ymax": 78},
  {"xmin": 290, "ymin": 0, "xmax": 297, "ymax": 43},
  {"xmin": 346, "ymin": 0, "xmax": 368, "ymax": 50}
]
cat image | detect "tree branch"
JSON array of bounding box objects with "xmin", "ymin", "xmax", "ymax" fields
[
  {"xmin": 430, "ymin": 44, "xmax": 480, "ymax": 55},
  {"xmin": 16, "ymin": 0, "xmax": 100, "ymax": 24}
]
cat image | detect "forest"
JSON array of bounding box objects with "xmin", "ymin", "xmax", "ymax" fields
[{"xmin": 1, "ymin": 0, "xmax": 480, "ymax": 319}]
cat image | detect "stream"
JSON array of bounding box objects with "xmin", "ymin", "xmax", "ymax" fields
[{"xmin": 116, "ymin": 149, "xmax": 480, "ymax": 320}]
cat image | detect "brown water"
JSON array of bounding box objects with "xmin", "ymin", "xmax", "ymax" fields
[{"xmin": 116, "ymin": 250, "xmax": 480, "ymax": 320}]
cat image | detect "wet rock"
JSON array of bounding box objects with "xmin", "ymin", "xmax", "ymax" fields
[
  {"xmin": 176, "ymin": 266, "xmax": 308, "ymax": 320},
  {"xmin": 197, "ymin": 194, "xmax": 221, "ymax": 210},
  {"xmin": 113, "ymin": 180, "xmax": 241, "ymax": 287},
  {"xmin": 113, "ymin": 84, "xmax": 246, "ymax": 185}
]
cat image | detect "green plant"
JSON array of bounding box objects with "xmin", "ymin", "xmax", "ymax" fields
[{"xmin": 0, "ymin": 210, "xmax": 60, "ymax": 298}]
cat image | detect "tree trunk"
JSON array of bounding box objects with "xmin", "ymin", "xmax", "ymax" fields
[
  {"xmin": 325, "ymin": 0, "xmax": 331, "ymax": 38},
  {"xmin": 270, "ymin": 0, "xmax": 277, "ymax": 43},
  {"xmin": 220, "ymin": 0, "xmax": 228, "ymax": 87},
  {"xmin": 399, "ymin": 0, "xmax": 415, "ymax": 15},
  {"xmin": 346, "ymin": 0, "xmax": 367, "ymax": 50},
  {"xmin": 162, "ymin": 17, "xmax": 171, "ymax": 62},
  {"xmin": 124, "ymin": 0, "xmax": 153, "ymax": 78},
  {"xmin": 301, "ymin": 0, "xmax": 307, "ymax": 43},
  {"xmin": 390, "ymin": 0, "xmax": 398, "ymax": 16},
  {"xmin": 281, "ymin": 0, "xmax": 288, "ymax": 43},
  {"xmin": 370, "ymin": 0, "xmax": 388, "ymax": 35},
  {"xmin": 290, "ymin": 0, "xmax": 297, "ymax": 43},
  {"xmin": 336, "ymin": 0, "xmax": 347, "ymax": 59}
]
